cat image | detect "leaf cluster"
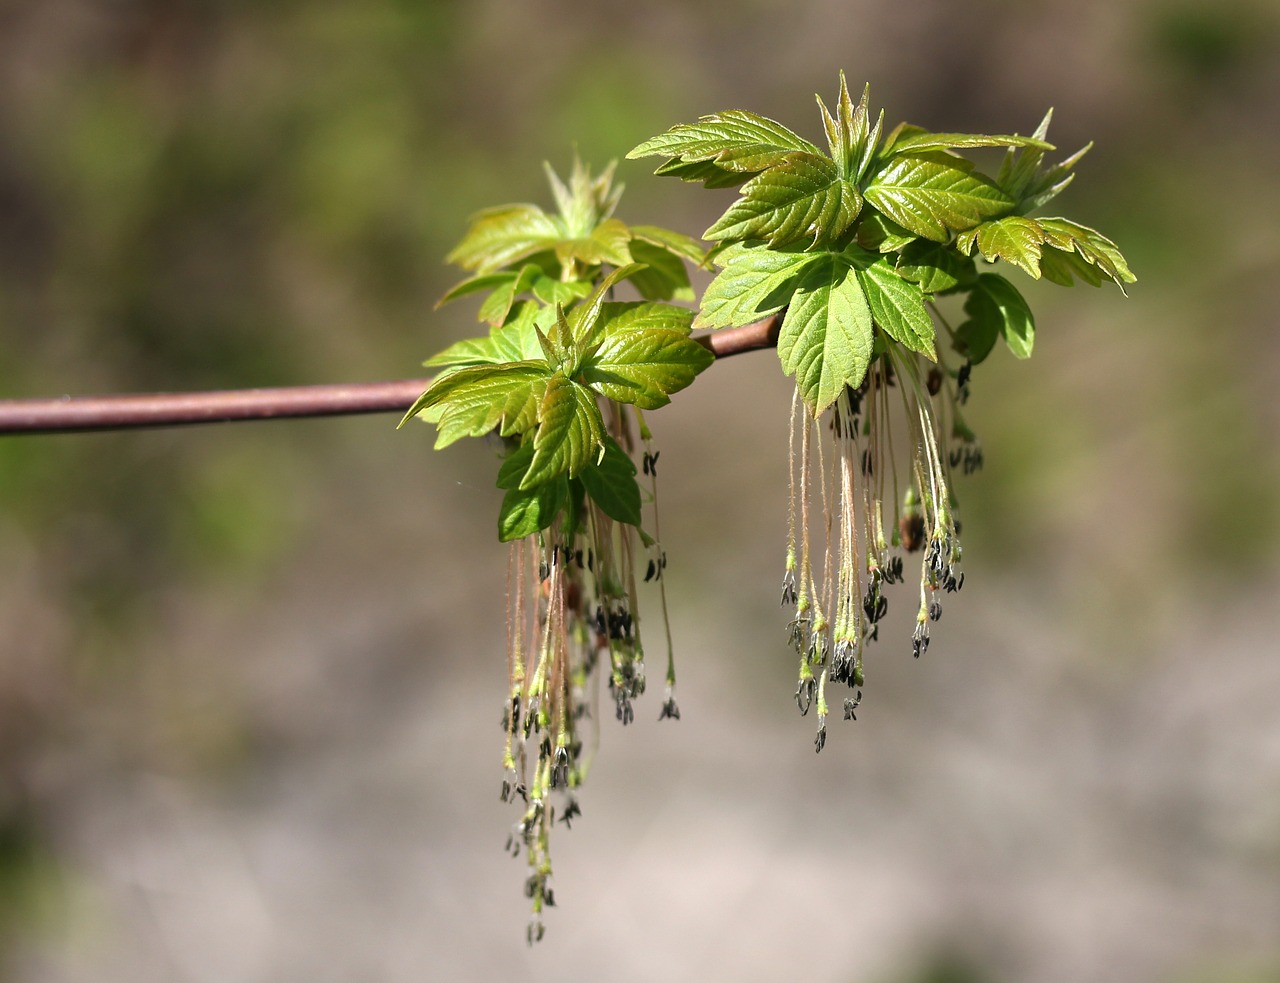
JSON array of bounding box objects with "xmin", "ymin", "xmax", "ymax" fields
[
  {"xmin": 630, "ymin": 74, "xmax": 1134, "ymax": 413},
  {"xmin": 404, "ymin": 159, "xmax": 713, "ymax": 541}
]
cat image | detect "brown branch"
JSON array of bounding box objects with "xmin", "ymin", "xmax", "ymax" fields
[{"xmin": 0, "ymin": 317, "xmax": 780, "ymax": 435}]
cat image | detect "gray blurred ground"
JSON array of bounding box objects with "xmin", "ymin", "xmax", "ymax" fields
[{"xmin": 1, "ymin": 2, "xmax": 1279, "ymax": 981}]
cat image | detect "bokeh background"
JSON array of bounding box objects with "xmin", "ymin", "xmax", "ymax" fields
[{"xmin": 1, "ymin": 2, "xmax": 1279, "ymax": 981}]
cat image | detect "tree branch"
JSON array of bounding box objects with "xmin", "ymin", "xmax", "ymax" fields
[{"xmin": 0, "ymin": 317, "xmax": 780, "ymax": 435}]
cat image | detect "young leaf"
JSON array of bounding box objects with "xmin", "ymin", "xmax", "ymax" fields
[
  {"xmin": 855, "ymin": 210, "xmax": 917, "ymax": 253},
  {"xmin": 578, "ymin": 436, "xmax": 643, "ymax": 527},
  {"xmin": 777, "ymin": 258, "xmax": 875, "ymax": 413},
  {"xmin": 596, "ymin": 302, "xmax": 696, "ymax": 337},
  {"xmin": 580, "ymin": 329, "xmax": 714, "ymax": 409},
  {"xmin": 704, "ymin": 153, "xmax": 859, "ymax": 246},
  {"xmin": 627, "ymin": 239, "xmax": 695, "ymax": 301},
  {"xmin": 653, "ymin": 156, "xmax": 749, "ymax": 189},
  {"xmin": 970, "ymin": 273, "xmax": 1035, "ymax": 359},
  {"xmin": 446, "ymin": 205, "xmax": 562, "ymax": 274},
  {"xmin": 855, "ymin": 257, "xmax": 937, "ymax": 358},
  {"xmin": 956, "ymin": 215, "xmax": 1048, "ymax": 280},
  {"xmin": 523, "ymin": 373, "xmax": 605, "ymax": 488},
  {"xmin": 628, "ymin": 110, "xmax": 821, "ymax": 173},
  {"xmin": 499, "ymin": 477, "xmax": 567, "ymax": 542},
  {"xmin": 895, "ymin": 240, "xmax": 975, "ymax": 293},
  {"xmin": 864, "ymin": 155, "xmax": 1014, "ymax": 242},
  {"xmin": 398, "ymin": 361, "xmax": 547, "ymax": 429},
  {"xmin": 1036, "ymin": 218, "xmax": 1135, "ymax": 289},
  {"xmin": 887, "ymin": 131, "xmax": 1055, "ymax": 154},
  {"xmin": 696, "ymin": 241, "xmax": 820, "ymax": 330}
]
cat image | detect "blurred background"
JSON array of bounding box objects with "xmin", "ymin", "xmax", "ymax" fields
[{"xmin": 1, "ymin": 1, "xmax": 1278, "ymax": 980}]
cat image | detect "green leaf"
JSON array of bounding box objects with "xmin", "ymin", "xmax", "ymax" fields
[
  {"xmin": 895, "ymin": 240, "xmax": 975, "ymax": 293},
  {"xmin": 446, "ymin": 205, "xmax": 562, "ymax": 274},
  {"xmin": 499, "ymin": 477, "xmax": 567, "ymax": 542},
  {"xmin": 578, "ymin": 436, "xmax": 642, "ymax": 526},
  {"xmin": 958, "ymin": 215, "xmax": 1048, "ymax": 279},
  {"xmin": 970, "ymin": 273, "xmax": 1035, "ymax": 359},
  {"xmin": 630, "ymin": 224, "xmax": 706, "ymax": 265},
  {"xmin": 523, "ymin": 373, "xmax": 605, "ymax": 488},
  {"xmin": 855, "ymin": 210, "xmax": 917, "ymax": 252},
  {"xmin": 555, "ymin": 217, "xmax": 634, "ymax": 268},
  {"xmin": 653, "ymin": 157, "xmax": 749, "ymax": 189},
  {"xmin": 888, "ymin": 131, "xmax": 1055, "ymax": 154},
  {"xmin": 777, "ymin": 258, "xmax": 875, "ymax": 414},
  {"xmin": 1036, "ymin": 218, "xmax": 1135, "ymax": 290},
  {"xmin": 496, "ymin": 442, "xmax": 535, "ymax": 489},
  {"xmin": 855, "ymin": 257, "xmax": 936, "ymax": 358},
  {"xmin": 864, "ymin": 154, "xmax": 1014, "ymax": 242},
  {"xmin": 437, "ymin": 271, "xmax": 516, "ymax": 309},
  {"xmin": 581, "ymin": 329, "xmax": 714, "ymax": 410},
  {"xmin": 628, "ymin": 110, "xmax": 821, "ymax": 173},
  {"xmin": 696, "ymin": 241, "xmax": 820, "ymax": 329},
  {"xmin": 1038, "ymin": 246, "xmax": 1104, "ymax": 287},
  {"xmin": 627, "ymin": 239, "xmax": 694, "ymax": 302},
  {"xmin": 398, "ymin": 361, "xmax": 548, "ymax": 429},
  {"xmin": 704, "ymin": 153, "xmax": 859, "ymax": 246},
  {"xmin": 531, "ymin": 275, "xmax": 593, "ymax": 308},
  {"xmin": 596, "ymin": 302, "xmax": 696, "ymax": 337}
]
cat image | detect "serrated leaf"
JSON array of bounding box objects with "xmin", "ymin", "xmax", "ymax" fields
[
  {"xmin": 398, "ymin": 361, "xmax": 548, "ymax": 429},
  {"xmin": 705, "ymin": 154, "xmax": 859, "ymax": 246},
  {"xmin": 578, "ymin": 436, "xmax": 642, "ymax": 527},
  {"xmin": 777, "ymin": 258, "xmax": 875, "ymax": 414},
  {"xmin": 581, "ymin": 329, "xmax": 714, "ymax": 409},
  {"xmin": 653, "ymin": 157, "xmax": 749, "ymax": 189},
  {"xmin": 422, "ymin": 334, "xmax": 507, "ymax": 371},
  {"xmin": 531, "ymin": 276, "xmax": 593, "ymax": 307},
  {"xmin": 553, "ymin": 217, "xmax": 634, "ymax": 268},
  {"xmin": 630, "ymin": 224, "xmax": 707, "ymax": 265},
  {"xmin": 972, "ymin": 273, "xmax": 1035, "ymax": 359},
  {"xmin": 499, "ymin": 477, "xmax": 567, "ymax": 542},
  {"xmin": 855, "ymin": 258, "xmax": 936, "ymax": 358},
  {"xmin": 446, "ymin": 205, "xmax": 562, "ymax": 274},
  {"xmin": 895, "ymin": 240, "xmax": 975, "ymax": 293},
  {"xmin": 1036, "ymin": 218, "xmax": 1135, "ymax": 289},
  {"xmin": 568, "ymin": 262, "xmax": 649, "ymax": 349},
  {"xmin": 696, "ymin": 241, "xmax": 820, "ymax": 329},
  {"xmin": 1038, "ymin": 246, "xmax": 1104, "ymax": 287},
  {"xmin": 437, "ymin": 271, "xmax": 516, "ymax": 310},
  {"xmin": 889, "ymin": 131, "xmax": 1055, "ymax": 154},
  {"xmin": 855, "ymin": 210, "xmax": 917, "ymax": 252},
  {"xmin": 864, "ymin": 155, "xmax": 1014, "ymax": 242},
  {"xmin": 964, "ymin": 215, "xmax": 1048, "ymax": 279},
  {"xmin": 523, "ymin": 374, "xmax": 605, "ymax": 488},
  {"xmin": 628, "ymin": 110, "xmax": 821, "ymax": 172},
  {"xmin": 596, "ymin": 302, "xmax": 696, "ymax": 337}
]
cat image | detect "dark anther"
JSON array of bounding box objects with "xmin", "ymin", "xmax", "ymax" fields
[
  {"xmin": 929, "ymin": 599, "xmax": 943, "ymax": 622},
  {"xmin": 814, "ymin": 725, "xmax": 827, "ymax": 753},
  {"xmin": 926, "ymin": 367, "xmax": 943, "ymax": 396},
  {"xmin": 501, "ymin": 779, "xmax": 512, "ymax": 802},
  {"xmin": 795, "ymin": 677, "xmax": 816, "ymax": 716},
  {"xmin": 912, "ymin": 624, "xmax": 931, "ymax": 659},
  {"xmin": 645, "ymin": 559, "xmax": 656, "ymax": 582},
  {"xmin": 544, "ymin": 888, "xmax": 556, "ymax": 907},
  {"xmin": 659, "ymin": 697, "xmax": 681, "ymax": 721},
  {"xmin": 957, "ymin": 361, "xmax": 972, "ymax": 390},
  {"xmin": 843, "ymin": 691, "xmax": 862, "ymax": 720},
  {"xmin": 560, "ymin": 797, "xmax": 582, "ymax": 828},
  {"xmin": 539, "ymin": 562, "xmax": 550, "ymax": 581},
  {"xmin": 861, "ymin": 449, "xmax": 874, "ymax": 477},
  {"xmin": 887, "ymin": 556, "xmax": 904, "ymax": 584},
  {"xmin": 587, "ymin": 549, "xmax": 594, "ymax": 571},
  {"xmin": 574, "ymin": 549, "xmax": 584, "ymax": 569},
  {"xmin": 949, "ymin": 448, "xmax": 963, "ymax": 469},
  {"xmin": 900, "ymin": 513, "xmax": 926, "ymax": 553}
]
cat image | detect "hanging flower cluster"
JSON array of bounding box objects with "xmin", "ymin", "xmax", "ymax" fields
[
  {"xmin": 404, "ymin": 160, "xmax": 712, "ymax": 940},
  {"xmin": 409, "ymin": 76, "xmax": 1133, "ymax": 941},
  {"xmin": 630, "ymin": 73, "xmax": 1134, "ymax": 749}
]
